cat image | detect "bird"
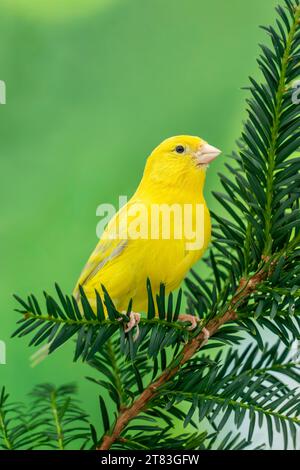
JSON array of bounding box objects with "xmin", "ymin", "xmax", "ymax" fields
[{"xmin": 73, "ymin": 135, "xmax": 221, "ymax": 337}]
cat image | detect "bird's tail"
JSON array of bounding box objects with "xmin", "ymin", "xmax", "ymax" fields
[
  {"xmin": 73, "ymin": 285, "xmax": 81, "ymax": 304},
  {"xmin": 29, "ymin": 286, "xmax": 92, "ymax": 367},
  {"xmin": 30, "ymin": 343, "xmax": 51, "ymax": 367}
]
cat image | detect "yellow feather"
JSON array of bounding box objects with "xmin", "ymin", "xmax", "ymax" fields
[{"xmin": 74, "ymin": 135, "xmax": 220, "ymax": 314}]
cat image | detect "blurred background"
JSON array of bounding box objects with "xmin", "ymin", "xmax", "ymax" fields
[{"xmin": 0, "ymin": 0, "xmax": 279, "ymax": 447}]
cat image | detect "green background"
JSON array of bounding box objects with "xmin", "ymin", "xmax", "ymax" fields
[{"xmin": 0, "ymin": 0, "xmax": 278, "ymax": 441}]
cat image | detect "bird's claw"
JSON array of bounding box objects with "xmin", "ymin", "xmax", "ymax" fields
[
  {"xmin": 122, "ymin": 311, "xmax": 141, "ymax": 341},
  {"xmin": 178, "ymin": 315, "xmax": 210, "ymax": 341},
  {"xmin": 201, "ymin": 327, "xmax": 210, "ymax": 344},
  {"xmin": 201, "ymin": 328, "xmax": 210, "ymax": 341},
  {"xmin": 178, "ymin": 314, "xmax": 200, "ymax": 331}
]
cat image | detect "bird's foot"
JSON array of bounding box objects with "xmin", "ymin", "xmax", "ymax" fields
[
  {"xmin": 178, "ymin": 314, "xmax": 210, "ymax": 343},
  {"xmin": 201, "ymin": 327, "xmax": 210, "ymax": 344},
  {"xmin": 201, "ymin": 328, "xmax": 210, "ymax": 341},
  {"xmin": 178, "ymin": 314, "xmax": 200, "ymax": 331},
  {"xmin": 122, "ymin": 311, "xmax": 141, "ymax": 341}
]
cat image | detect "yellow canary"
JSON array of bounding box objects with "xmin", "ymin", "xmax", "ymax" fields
[{"xmin": 73, "ymin": 136, "xmax": 221, "ymax": 331}]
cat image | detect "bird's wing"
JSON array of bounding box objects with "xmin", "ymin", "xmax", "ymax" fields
[
  {"xmin": 77, "ymin": 237, "xmax": 128, "ymax": 288},
  {"xmin": 74, "ymin": 201, "xmax": 139, "ymax": 296}
]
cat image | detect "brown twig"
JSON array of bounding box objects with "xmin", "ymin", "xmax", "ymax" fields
[{"xmin": 98, "ymin": 267, "xmax": 267, "ymax": 450}]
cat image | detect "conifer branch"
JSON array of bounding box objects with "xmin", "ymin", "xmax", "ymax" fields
[
  {"xmin": 98, "ymin": 0, "xmax": 300, "ymax": 449},
  {"xmin": 98, "ymin": 266, "xmax": 268, "ymax": 449},
  {"xmin": 50, "ymin": 390, "xmax": 65, "ymax": 450},
  {"xmin": 8, "ymin": 0, "xmax": 300, "ymax": 451},
  {"xmin": 264, "ymin": 2, "xmax": 300, "ymax": 254}
]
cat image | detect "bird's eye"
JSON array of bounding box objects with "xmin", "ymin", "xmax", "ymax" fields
[{"xmin": 175, "ymin": 145, "xmax": 185, "ymax": 154}]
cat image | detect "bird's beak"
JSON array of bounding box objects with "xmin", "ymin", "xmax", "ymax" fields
[{"xmin": 195, "ymin": 142, "xmax": 222, "ymax": 165}]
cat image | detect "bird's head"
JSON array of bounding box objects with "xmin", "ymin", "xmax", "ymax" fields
[{"xmin": 140, "ymin": 135, "xmax": 221, "ymax": 195}]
